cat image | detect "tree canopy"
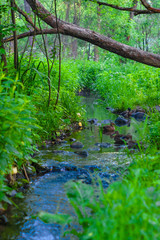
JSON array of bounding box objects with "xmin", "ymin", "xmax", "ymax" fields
[{"xmin": 1, "ymin": 0, "xmax": 160, "ymax": 67}]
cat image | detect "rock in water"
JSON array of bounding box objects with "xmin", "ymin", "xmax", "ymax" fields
[
  {"xmin": 74, "ymin": 150, "xmax": 88, "ymax": 157},
  {"xmin": 131, "ymin": 112, "xmax": 147, "ymax": 121},
  {"xmin": 87, "ymin": 118, "xmax": 98, "ymax": 124},
  {"xmin": 115, "ymin": 117, "xmax": 130, "ymax": 126},
  {"xmin": 95, "ymin": 143, "xmax": 112, "ymax": 148},
  {"xmin": 70, "ymin": 141, "xmax": 84, "ymax": 148}
]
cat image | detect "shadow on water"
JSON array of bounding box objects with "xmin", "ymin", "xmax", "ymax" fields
[{"xmin": 0, "ymin": 96, "xmax": 145, "ymax": 240}]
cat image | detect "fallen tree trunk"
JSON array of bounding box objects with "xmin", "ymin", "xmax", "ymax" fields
[{"xmin": 5, "ymin": 0, "xmax": 160, "ymax": 68}]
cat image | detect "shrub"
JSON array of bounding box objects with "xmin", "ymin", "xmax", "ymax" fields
[{"xmin": 0, "ymin": 71, "xmax": 39, "ymax": 205}]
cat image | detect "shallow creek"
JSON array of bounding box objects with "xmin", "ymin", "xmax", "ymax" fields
[{"xmin": 0, "ymin": 97, "xmax": 144, "ymax": 240}]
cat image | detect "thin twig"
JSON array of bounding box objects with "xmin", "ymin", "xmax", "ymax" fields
[
  {"xmin": 54, "ymin": 0, "xmax": 61, "ymax": 108},
  {"xmin": 38, "ymin": 17, "xmax": 51, "ymax": 107},
  {"xmin": 23, "ymin": 164, "xmax": 30, "ymax": 182}
]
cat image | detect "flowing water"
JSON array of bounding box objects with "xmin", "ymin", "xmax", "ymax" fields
[{"xmin": 0, "ymin": 96, "xmax": 144, "ymax": 240}]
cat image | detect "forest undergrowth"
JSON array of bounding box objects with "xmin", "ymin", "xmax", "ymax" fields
[{"xmin": 1, "ymin": 57, "xmax": 160, "ymax": 239}]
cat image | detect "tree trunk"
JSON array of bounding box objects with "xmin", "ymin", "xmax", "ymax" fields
[
  {"xmin": 24, "ymin": 0, "xmax": 33, "ymax": 45},
  {"xmin": 62, "ymin": 2, "xmax": 70, "ymax": 57},
  {"xmin": 71, "ymin": 1, "xmax": 80, "ymax": 59},
  {"xmin": 94, "ymin": 6, "xmax": 101, "ymax": 61},
  {"xmin": 0, "ymin": 20, "xmax": 7, "ymax": 71},
  {"xmin": 10, "ymin": 0, "xmax": 18, "ymax": 69}
]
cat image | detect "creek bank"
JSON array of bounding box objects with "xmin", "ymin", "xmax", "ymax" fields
[
  {"xmin": 0, "ymin": 96, "xmax": 148, "ymax": 239},
  {"xmin": 0, "ymin": 121, "xmax": 85, "ymax": 219}
]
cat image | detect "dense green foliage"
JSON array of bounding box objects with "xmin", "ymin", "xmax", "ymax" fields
[
  {"xmin": 1, "ymin": 0, "xmax": 160, "ymax": 238},
  {"xmin": 71, "ymin": 57, "xmax": 160, "ymax": 110},
  {"xmin": 0, "ymin": 59, "xmax": 84, "ymax": 208},
  {"xmin": 18, "ymin": 58, "xmax": 84, "ymax": 139},
  {"xmin": 0, "ymin": 71, "xmax": 39, "ymax": 206}
]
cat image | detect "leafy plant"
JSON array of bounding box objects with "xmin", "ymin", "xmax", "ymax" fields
[{"xmin": 0, "ymin": 70, "xmax": 39, "ymax": 205}]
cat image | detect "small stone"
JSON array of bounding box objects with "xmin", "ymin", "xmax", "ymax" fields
[
  {"xmin": 87, "ymin": 118, "xmax": 98, "ymax": 124},
  {"xmin": 69, "ymin": 138, "xmax": 76, "ymax": 142},
  {"xmin": 70, "ymin": 141, "xmax": 84, "ymax": 148},
  {"xmin": 95, "ymin": 143, "xmax": 112, "ymax": 148},
  {"xmin": 9, "ymin": 190, "xmax": 17, "ymax": 197},
  {"xmin": 74, "ymin": 150, "xmax": 88, "ymax": 157},
  {"xmin": 0, "ymin": 215, "xmax": 8, "ymax": 224}
]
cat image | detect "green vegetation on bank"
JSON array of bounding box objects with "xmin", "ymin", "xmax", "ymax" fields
[
  {"xmin": 1, "ymin": 0, "xmax": 160, "ymax": 237},
  {"xmin": 0, "ymin": 72, "xmax": 39, "ymax": 207},
  {"xmin": 38, "ymin": 115, "xmax": 160, "ymax": 240},
  {"xmin": 0, "ymin": 57, "xmax": 160, "ymax": 239},
  {"xmin": 35, "ymin": 58, "xmax": 160, "ymax": 239},
  {"xmin": 76, "ymin": 56, "xmax": 160, "ymax": 110},
  {"xmin": 0, "ymin": 59, "xmax": 84, "ymax": 209}
]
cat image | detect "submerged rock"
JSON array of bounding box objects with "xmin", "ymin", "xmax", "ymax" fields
[
  {"xmin": 83, "ymin": 165, "xmax": 102, "ymax": 172},
  {"xmin": 70, "ymin": 141, "xmax": 84, "ymax": 148},
  {"xmin": 115, "ymin": 117, "xmax": 130, "ymax": 126},
  {"xmin": 131, "ymin": 112, "xmax": 147, "ymax": 121},
  {"xmin": 59, "ymin": 164, "xmax": 78, "ymax": 172},
  {"xmin": 74, "ymin": 150, "xmax": 89, "ymax": 157},
  {"xmin": 52, "ymin": 150, "xmax": 74, "ymax": 156},
  {"xmin": 87, "ymin": 118, "xmax": 98, "ymax": 125},
  {"xmin": 87, "ymin": 147, "xmax": 101, "ymax": 152},
  {"xmin": 95, "ymin": 143, "xmax": 112, "ymax": 148},
  {"xmin": 101, "ymin": 119, "xmax": 111, "ymax": 124},
  {"xmin": 52, "ymin": 150, "xmax": 65, "ymax": 154}
]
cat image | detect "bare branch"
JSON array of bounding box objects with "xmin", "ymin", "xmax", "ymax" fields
[
  {"xmin": 140, "ymin": 0, "xmax": 160, "ymax": 13},
  {"xmin": 14, "ymin": 1, "xmax": 40, "ymax": 31},
  {"xmin": 3, "ymin": 28, "xmax": 58, "ymax": 42},
  {"xmin": 89, "ymin": 0, "xmax": 153, "ymax": 15}
]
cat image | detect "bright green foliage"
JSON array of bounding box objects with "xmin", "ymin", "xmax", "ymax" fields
[
  {"xmin": 39, "ymin": 151, "xmax": 160, "ymax": 240},
  {"xmin": 33, "ymin": 88, "xmax": 84, "ymax": 139},
  {"xmin": 0, "ymin": 70, "xmax": 39, "ymax": 204},
  {"xmin": 18, "ymin": 59, "xmax": 85, "ymax": 139},
  {"xmin": 51, "ymin": 60, "xmax": 80, "ymax": 92},
  {"xmin": 147, "ymin": 112, "xmax": 160, "ymax": 149},
  {"xmin": 77, "ymin": 58, "xmax": 160, "ymax": 109},
  {"xmin": 77, "ymin": 61, "xmax": 102, "ymax": 92}
]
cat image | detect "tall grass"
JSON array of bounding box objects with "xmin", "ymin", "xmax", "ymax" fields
[{"xmin": 76, "ymin": 58, "xmax": 160, "ymax": 109}]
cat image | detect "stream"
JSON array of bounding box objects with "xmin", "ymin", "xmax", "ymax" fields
[{"xmin": 0, "ymin": 96, "xmax": 144, "ymax": 240}]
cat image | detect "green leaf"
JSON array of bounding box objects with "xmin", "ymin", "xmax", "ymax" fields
[
  {"xmin": 0, "ymin": 48, "xmax": 6, "ymax": 54},
  {"xmin": 38, "ymin": 211, "xmax": 73, "ymax": 225}
]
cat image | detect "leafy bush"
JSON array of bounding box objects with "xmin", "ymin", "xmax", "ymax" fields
[
  {"xmin": 73, "ymin": 59, "xmax": 160, "ymax": 110},
  {"xmin": 146, "ymin": 112, "xmax": 160, "ymax": 149},
  {"xmin": 0, "ymin": 71, "xmax": 39, "ymax": 205},
  {"xmin": 77, "ymin": 61, "xmax": 102, "ymax": 91},
  {"xmin": 32, "ymin": 87, "xmax": 84, "ymax": 140}
]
